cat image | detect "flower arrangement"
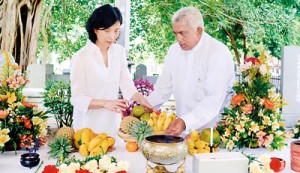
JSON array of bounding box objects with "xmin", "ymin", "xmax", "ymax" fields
[
  {"xmin": 217, "ymin": 51, "xmax": 286, "ymax": 151},
  {"xmin": 122, "ymin": 78, "xmax": 154, "ymax": 117},
  {"xmin": 0, "ymin": 51, "xmax": 48, "ymax": 151},
  {"xmin": 42, "ymin": 155, "xmax": 129, "ymax": 173},
  {"xmin": 291, "ymin": 120, "xmax": 300, "ymax": 139}
]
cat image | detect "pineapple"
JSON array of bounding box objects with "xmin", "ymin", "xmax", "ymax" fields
[
  {"xmin": 48, "ymin": 136, "xmax": 73, "ymax": 165},
  {"xmin": 130, "ymin": 121, "xmax": 153, "ymax": 145},
  {"xmin": 120, "ymin": 116, "xmax": 140, "ymax": 134},
  {"xmin": 56, "ymin": 126, "xmax": 75, "ymax": 146}
]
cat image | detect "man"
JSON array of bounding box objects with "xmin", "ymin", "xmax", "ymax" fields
[{"xmin": 147, "ymin": 7, "xmax": 235, "ymax": 136}]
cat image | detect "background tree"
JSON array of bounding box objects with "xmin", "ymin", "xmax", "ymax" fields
[
  {"xmin": 0, "ymin": 0, "xmax": 43, "ymax": 70},
  {"xmin": 130, "ymin": 0, "xmax": 300, "ymax": 65},
  {"xmin": 38, "ymin": 0, "xmax": 113, "ymax": 64}
]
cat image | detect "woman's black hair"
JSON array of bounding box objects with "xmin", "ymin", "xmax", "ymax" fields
[{"xmin": 86, "ymin": 4, "xmax": 122, "ymax": 43}]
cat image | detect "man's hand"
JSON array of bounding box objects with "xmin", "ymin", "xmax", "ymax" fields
[{"xmin": 164, "ymin": 118, "xmax": 186, "ymax": 136}]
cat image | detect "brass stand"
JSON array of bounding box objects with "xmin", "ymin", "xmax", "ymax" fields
[{"xmin": 146, "ymin": 159, "xmax": 186, "ymax": 173}]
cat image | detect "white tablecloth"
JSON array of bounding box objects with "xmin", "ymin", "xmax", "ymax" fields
[{"xmin": 0, "ymin": 138, "xmax": 298, "ymax": 173}]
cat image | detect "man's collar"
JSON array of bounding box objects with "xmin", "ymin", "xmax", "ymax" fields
[{"xmin": 188, "ymin": 32, "xmax": 206, "ymax": 54}]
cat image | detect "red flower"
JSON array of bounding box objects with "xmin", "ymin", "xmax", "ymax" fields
[
  {"xmin": 39, "ymin": 137, "xmax": 47, "ymax": 146},
  {"xmin": 42, "ymin": 165, "xmax": 59, "ymax": 173},
  {"xmin": 116, "ymin": 171, "xmax": 127, "ymax": 173},
  {"xmin": 245, "ymin": 57, "xmax": 260, "ymax": 65},
  {"xmin": 75, "ymin": 169, "xmax": 91, "ymax": 173},
  {"xmin": 23, "ymin": 117, "xmax": 32, "ymax": 129},
  {"xmin": 22, "ymin": 101, "xmax": 37, "ymax": 108}
]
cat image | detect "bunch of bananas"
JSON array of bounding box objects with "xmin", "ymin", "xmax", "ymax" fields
[
  {"xmin": 74, "ymin": 128, "xmax": 115, "ymax": 157},
  {"xmin": 148, "ymin": 111, "xmax": 176, "ymax": 132},
  {"xmin": 186, "ymin": 130, "xmax": 216, "ymax": 154}
]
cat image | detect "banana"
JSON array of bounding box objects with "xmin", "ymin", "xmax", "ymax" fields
[
  {"xmin": 79, "ymin": 143, "xmax": 89, "ymax": 157},
  {"xmin": 89, "ymin": 146, "xmax": 102, "ymax": 157},
  {"xmin": 81, "ymin": 131, "xmax": 90, "ymax": 145},
  {"xmin": 106, "ymin": 137, "xmax": 115, "ymax": 147},
  {"xmin": 157, "ymin": 111, "xmax": 167, "ymax": 131},
  {"xmin": 150, "ymin": 112, "xmax": 158, "ymax": 126},
  {"xmin": 87, "ymin": 133, "xmax": 108, "ymax": 151},
  {"xmin": 148, "ymin": 118, "xmax": 154, "ymax": 127},
  {"xmin": 169, "ymin": 113, "xmax": 176, "ymax": 121},
  {"xmin": 162, "ymin": 114, "xmax": 175, "ymax": 130}
]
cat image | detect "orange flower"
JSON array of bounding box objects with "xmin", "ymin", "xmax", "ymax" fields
[
  {"xmin": 262, "ymin": 98, "xmax": 275, "ymax": 110},
  {"xmin": 22, "ymin": 101, "xmax": 37, "ymax": 108},
  {"xmin": 232, "ymin": 94, "xmax": 245, "ymax": 105},
  {"xmin": 23, "ymin": 117, "xmax": 32, "ymax": 129},
  {"xmin": 0, "ymin": 110, "xmax": 9, "ymax": 119}
]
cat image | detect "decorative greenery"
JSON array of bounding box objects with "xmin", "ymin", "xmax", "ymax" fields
[
  {"xmin": 42, "ymin": 154, "xmax": 129, "ymax": 173},
  {"xmin": 48, "ymin": 136, "xmax": 73, "ymax": 165},
  {"xmin": 0, "ymin": 51, "xmax": 48, "ymax": 152},
  {"xmin": 217, "ymin": 51, "xmax": 287, "ymax": 151},
  {"xmin": 43, "ymin": 80, "xmax": 73, "ymax": 128}
]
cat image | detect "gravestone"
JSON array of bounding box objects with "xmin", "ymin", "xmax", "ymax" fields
[
  {"xmin": 135, "ymin": 64, "xmax": 147, "ymax": 80},
  {"xmin": 281, "ymin": 46, "xmax": 300, "ymax": 127}
]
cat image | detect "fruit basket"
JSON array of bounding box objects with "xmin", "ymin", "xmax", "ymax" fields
[{"xmin": 117, "ymin": 128, "xmax": 138, "ymax": 142}]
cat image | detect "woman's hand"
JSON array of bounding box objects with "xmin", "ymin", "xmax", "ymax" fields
[
  {"xmin": 132, "ymin": 92, "xmax": 154, "ymax": 112},
  {"xmin": 103, "ymin": 99, "xmax": 129, "ymax": 113}
]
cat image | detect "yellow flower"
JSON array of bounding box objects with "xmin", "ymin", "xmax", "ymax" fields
[
  {"xmin": 0, "ymin": 128, "xmax": 10, "ymax": 135},
  {"xmin": 0, "ymin": 94, "xmax": 8, "ymax": 101},
  {"xmin": 32, "ymin": 117, "xmax": 43, "ymax": 125},
  {"xmin": 0, "ymin": 135, "xmax": 10, "ymax": 147},
  {"xmin": 272, "ymin": 122, "xmax": 280, "ymax": 131},
  {"xmin": 250, "ymin": 122, "xmax": 259, "ymax": 132},
  {"xmin": 226, "ymin": 140, "xmax": 235, "ymax": 150},
  {"xmin": 263, "ymin": 116, "xmax": 271, "ymax": 126},
  {"xmin": 6, "ymin": 92, "xmax": 16, "ymax": 104}
]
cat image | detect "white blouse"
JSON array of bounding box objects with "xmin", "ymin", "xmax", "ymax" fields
[
  {"xmin": 70, "ymin": 40, "xmax": 137, "ymax": 134},
  {"xmin": 147, "ymin": 32, "xmax": 235, "ymax": 132}
]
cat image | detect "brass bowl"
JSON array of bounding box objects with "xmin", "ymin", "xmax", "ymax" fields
[{"xmin": 141, "ymin": 135, "xmax": 188, "ymax": 165}]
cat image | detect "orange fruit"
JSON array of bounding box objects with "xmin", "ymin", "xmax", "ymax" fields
[{"xmin": 126, "ymin": 142, "xmax": 138, "ymax": 152}]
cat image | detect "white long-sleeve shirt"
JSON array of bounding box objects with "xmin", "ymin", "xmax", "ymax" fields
[
  {"xmin": 70, "ymin": 40, "xmax": 137, "ymax": 134},
  {"xmin": 147, "ymin": 32, "xmax": 235, "ymax": 132}
]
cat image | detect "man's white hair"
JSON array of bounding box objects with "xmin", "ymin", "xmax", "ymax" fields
[{"xmin": 172, "ymin": 6, "xmax": 204, "ymax": 31}]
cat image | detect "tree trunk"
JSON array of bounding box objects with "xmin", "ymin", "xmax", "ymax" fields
[
  {"xmin": 223, "ymin": 27, "xmax": 240, "ymax": 65},
  {"xmin": 242, "ymin": 33, "xmax": 247, "ymax": 60},
  {"xmin": 0, "ymin": 0, "xmax": 43, "ymax": 71}
]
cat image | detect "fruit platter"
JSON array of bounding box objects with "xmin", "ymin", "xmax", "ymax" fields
[{"xmin": 118, "ymin": 105, "xmax": 177, "ymax": 144}]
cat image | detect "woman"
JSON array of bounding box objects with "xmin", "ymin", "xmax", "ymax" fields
[{"xmin": 70, "ymin": 4, "xmax": 152, "ymax": 134}]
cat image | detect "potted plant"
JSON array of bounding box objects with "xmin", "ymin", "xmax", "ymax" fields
[{"xmin": 43, "ymin": 80, "xmax": 73, "ymax": 128}]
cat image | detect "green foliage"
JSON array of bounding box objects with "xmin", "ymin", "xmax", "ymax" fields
[
  {"xmin": 38, "ymin": 0, "xmax": 300, "ymax": 65},
  {"xmin": 48, "ymin": 136, "xmax": 73, "ymax": 165},
  {"xmin": 130, "ymin": 0, "xmax": 300, "ymax": 64},
  {"xmin": 43, "ymin": 80, "xmax": 73, "ymax": 128},
  {"xmin": 38, "ymin": 0, "xmax": 114, "ymax": 63}
]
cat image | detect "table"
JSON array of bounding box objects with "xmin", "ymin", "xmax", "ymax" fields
[{"xmin": 0, "ymin": 138, "xmax": 298, "ymax": 173}]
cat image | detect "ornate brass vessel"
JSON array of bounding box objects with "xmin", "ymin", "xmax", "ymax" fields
[{"xmin": 141, "ymin": 135, "xmax": 188, "ymax": 173}]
